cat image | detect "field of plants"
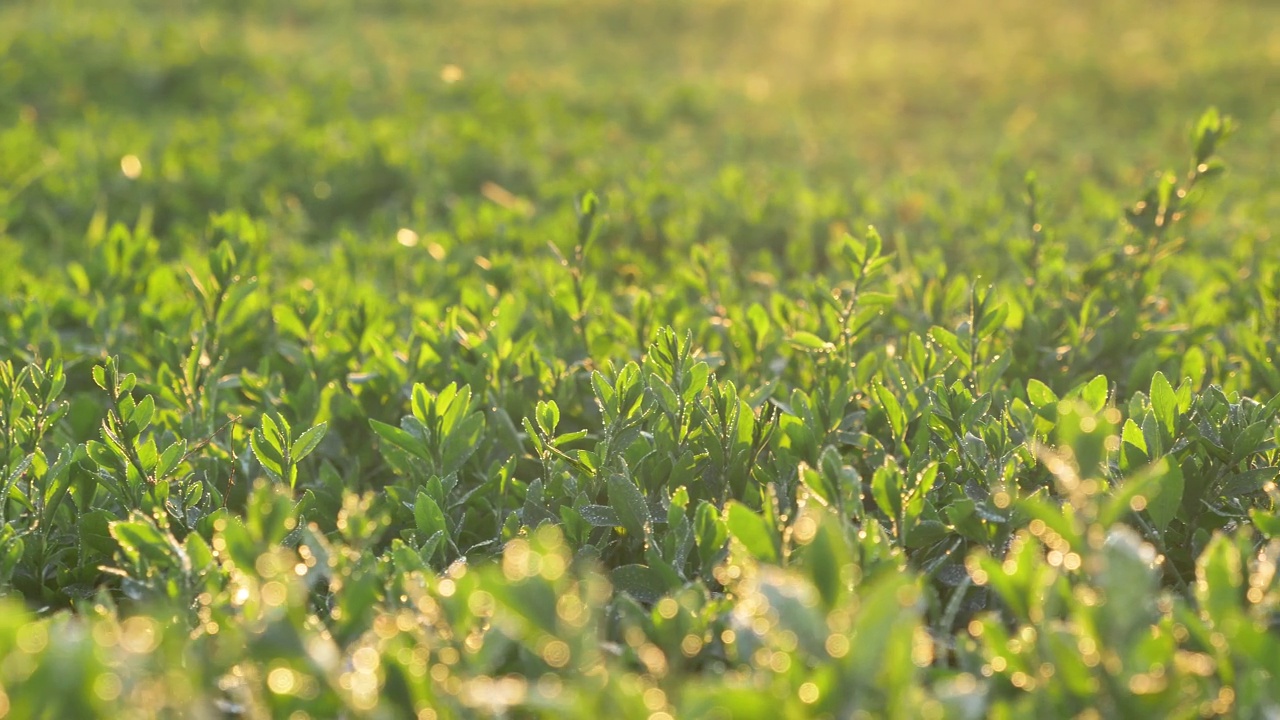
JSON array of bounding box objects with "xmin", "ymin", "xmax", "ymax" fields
[{"xmin": 2, "ymin": 0, "xmax": 1280, "ymax": 717}]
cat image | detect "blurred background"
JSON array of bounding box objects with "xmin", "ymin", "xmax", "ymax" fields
[{"xmin": 1, "ymin": 0, "xmax": 1278, "ymax": 270}]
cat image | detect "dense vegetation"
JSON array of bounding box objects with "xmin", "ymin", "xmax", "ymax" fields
[{"xmin": 2, "ymin": 0, "xmax": 1280, "ymax": 716}]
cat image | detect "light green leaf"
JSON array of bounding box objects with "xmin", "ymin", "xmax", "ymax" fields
[
  {"xmin": 1026, "ymin": 378, "xmax": 1058, "ymax": 408},
  {"xmin": 292, "ymin": 422, "xmax": 328, "ymax": 463},
  {"xmin": 259, "ymin": 414, "xmax": 285, "ymax": 455},
  {"xmin": 725, "ymin": 501, "xmax": 778, "ymax": 563},
  {"xmin": 873, "ymin": 382, "xmax": 906, "ymax": 439},
  {"xmin": 1150, "ymin": 371, "xmax": 1176, "ymax": 436},
  {"xmin": 1080, "ymin": 374, "xmax": 1110, "ymax": 413},
  {"xmin": 789, "ymin": 331, "xmax": 834, "ymax": 353},
  {"xmin": 414, "ymin": 490, "xmax": 448, "ymax": 538},
  {"xmin": 535, "ymin": 400, "xmax": 559, "ymax": 436},
  {"xmin": 250, "ymin": 429, "xmax": 284, "ymax": 481},
  {"xmin": 929, "ymin": 327, "xmax": 970, "ymax": 369}
]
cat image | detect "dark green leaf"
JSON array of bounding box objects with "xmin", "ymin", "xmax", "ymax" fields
[{"xmin": 607, "ymin": 470, "xmax": 650, "ymax": 539}]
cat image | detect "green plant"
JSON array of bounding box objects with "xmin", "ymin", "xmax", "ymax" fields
[{"xmin": 2, "ymin": 0, "xmax": 1279, "ymax": 715}]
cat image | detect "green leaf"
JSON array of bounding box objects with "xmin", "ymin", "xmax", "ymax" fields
[
  {"xmin": 1026, "ymin": 378, "xmax": 1058, "ymax": 408},
  {"xmin": 800, "ymin": 461, "xmax": 834, "ymax": 508},
  {"xmin": 1121, "ymin": 418, "xmax": 1147, "ymax": 453},
  {"xmin": 1143, "ymin": 459, "xmax": 1183, "ymax": 532},
  {"xmin": 419, "ymin": 531, "xmax": 445, "ymax": 563},
  {"xmin": 136, "ymin": 437, "xmax": 158, "ymax": 474},
  {"xmin": 40, "ymin": 447, "xmax": 79, "ymax": 525},
  {"xmin": 292, "ymin": 422, "xmax": 328, "ymax": 463},
  {"xmin": 250, "ymin": 428, "xmax": 284, "ymax": 481},
  {"xmin": 694, "ymin": 500, "xmax": 728, "ymax": 572},
  {"xmin": 610, "ymin": 564, "xmax": 665, "ymax": 604},
  {"xmin": 818, "ymin": 446, "xmax": 862, "ymax": 519},
  {"xmin": 590, "ymin": 370, "xmax": 616, "ymax": 420},
  {"xmin": 521, "ymin": 415, "xmax": 545, "ymax": 454},
  {"xmin": 873, "ymin": 382, "xmax": 906, "ymax": 439},
  {"xmin": 929, "ymin": 327, "xmax": 970, "ymax": 369},
  {"xmin": 859, "ymin": 291, "xmax": 895, "ymax": 307},
  {"xmin": 1195, "ymin": 534, "xmax": 1243, "ymax": 629},
  {"xmin": 789, "ymin": 331, "xmax": 834, "ymax": 353},
  {"xmin": 799, "ymin": 512, "xmax": 850, "ymax": 609},
  {"xmin": 944, "ymin": 498, "xmax": 989, "ymax": 544},
  {"xmin": 440, "ymin": 411, "xmax": 484, "ymax": 476},
  {"xmin": 578, "ymin": 504, "xmax": 621, "ymax": 528},
  {"xmin": 1192, "ymin": 107, "xmax": 1232, "ymax": 164},
  {"xmin": 607, "ymin": 470, "xmax": 650, "ymax": 539},
  {"xmin": 1228, "ymin": 421, "xmax": 1270, "ymax": 465},
  {"xmin": 411, "ymin": 383, "xmax": 433, "ymax": 424},
  {"xmin": 184, "ymin": 531, "xmax": 215, "ymax": 572},
  {"xmin": 534, "ymin": 400, "xmax": 559, "ymax": 436},
  {"xmin": 976, "ymin": 301, "xmax": 1009, "ymax": 339},
  {"xmin": 552, "ymin": 429, "xmax": 588, "ymax": 447},
  {"xmin": 846, "ymin": 574, "xmax": 924, "ymax": 682},
  {"xmin": 1097, "ymin": 527, "xmax": 1159, "ymax": 644},
  {"xmin": 155, "ymin": 440, "xmax": 187, "ymax": 480},
  {"xmin": 370, "ymin": 419, "xmax": 429, "ymax": 460},
  {"xmin": 259, "ymin": 414, "xmax": 285, "ymax": 455},
  {"xmin": 1101, "ymin": 458, "xmax": 1180, "ymax": 531},
  {"xmin": 0, "ymin": 536, "xmax": 24, "ymax": 583},
  {"xmin": 1150, "ymin": 371, "xmax": 1176, "ymax": 436},
  {"xmin": 1219, "ymin": 467, "xmax": 1279, "ymax": 497},
  {"xmin": 725, "ymin": 501, "xmax": 778, "ymax": 563},
  {"xmin": 682, "ymin": 689, "xmax": 777, "ymax": 719},
  {"xmin": 1249, "ymin": 509, "xmax": 1280, "ymax": 539},
  {"xmin": 4, "ymin": 454, "xmax": 33, "ymax": 487},
  {"xmin": 1120, "ymin": 418, "xmax": 1149, "ymax": 472},
  {"xmin": 130, "ymin": 394, "xmax": 155, "ymax": 432},
  {"xmin": 871, "ymin": 462, "xmax": 904, "ymax": 526},
  {"xmin": 1080, "ymin": 374, "xmax": 1110, "ymax": 413},
  {"xmin": 414, "ymin": 490, "xmax": 448, "ymax": 538},
  {"xmin": 110, "ymin": 517, "xmax": 180, "ymax": 568}
]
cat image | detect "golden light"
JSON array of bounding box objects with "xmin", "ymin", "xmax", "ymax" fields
[
  {"xmin": 441, "ymin": 65, "xmax": 464, "ymax": 83},
  {"xmin": 397, "ymin": 228, "xmax": 420, "ymax": 247},
  {"xmin": 120, "ymin": 155, "xmax": 142, "ymax": 179}
]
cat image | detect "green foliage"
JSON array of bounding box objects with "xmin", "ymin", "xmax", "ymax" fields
[{"xmin": 2, "ymin": 0, "xmax": 1280, "ymax": 716}]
